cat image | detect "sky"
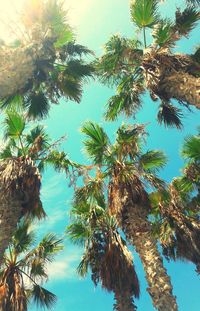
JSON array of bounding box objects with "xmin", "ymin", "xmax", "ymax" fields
[{"xmin": 0, "ymin": 0, "xmax": 200, "ymax": 310}]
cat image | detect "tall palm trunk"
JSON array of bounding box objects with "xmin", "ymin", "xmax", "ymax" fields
[
  {"xmin": 0, "ymin": 40, "xmax": 55, "ymax": 100},
  {"xmin": 109, "ymin": 174, "xmax": 178, "ymax": 311},
  {"xmin": 114, "ymin": 291, "xmax": 137, "ymax": 311},
  {"xmin": 0, "ymin": 158, "xmax": 41, "ymax": 266}
]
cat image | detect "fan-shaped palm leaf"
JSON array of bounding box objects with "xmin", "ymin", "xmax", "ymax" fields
[
  {"xmin": 130, "ymin": 0, "xmax": 160, "ymax": 28},
  {"xmin": 81, "ymin": 121, "xmax": 110, "ymax": 163},
  {"xmin": 181, "ymin": 134, "xmax": 200, "ymax": 161}
]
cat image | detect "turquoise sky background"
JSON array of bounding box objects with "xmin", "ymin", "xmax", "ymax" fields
[{"xmin": 26, "ymin": 0, "xmax": 200, "ymax": 310}]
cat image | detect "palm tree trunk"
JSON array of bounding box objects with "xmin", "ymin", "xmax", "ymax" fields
[
  {"xmin": 0, "ymin": 192, "xmax": 22, "ymax": 266},
  {"xmin": 0, "ymin": 40, "xmax": 55, "ymax": 100},
  {"xmin": 114, "ymin": 291, "xmax": 137, "ymax": 311},
  {"xmin": 0, "ymin": 158, "xmax": 41, "ymax": 266},
  {"xmin": 109, "ymin": 177, "xmax": 178, "ymax": 311},
  {"xmin": 159, "ymin": 72, "xmax": 200, "ymax": 109}
]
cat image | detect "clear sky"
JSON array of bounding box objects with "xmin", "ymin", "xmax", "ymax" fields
[{"xmin": 1, "ymin": 0, "xmax": 199, "ymax": 310}]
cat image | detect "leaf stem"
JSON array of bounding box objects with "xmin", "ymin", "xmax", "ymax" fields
[{"xmin": 143, "ymin": 27, "xmax": 147, "ymax": 49}]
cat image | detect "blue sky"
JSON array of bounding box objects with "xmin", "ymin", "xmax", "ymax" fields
[{"xmin": 27, "ymin": 0, "xmax": 200, "ymax": 310}]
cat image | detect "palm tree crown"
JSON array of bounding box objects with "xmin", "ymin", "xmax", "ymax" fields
[
  {"xmin": 95, "ymin": 0, "xmax": 200, "ymax": 128},
  {"xmin": 0, "ymin": 220, "xmax": 63, "ymax": 311},
  {"xmin": 71, "ymin": 121, "xmax": 178, "ymax": 311},
  {"xmin": 0, "ymin": 0, "xmax": 94, "ymax": 119},
  {"xmin": 67, "ymin": 177, "xmax": 140, "ymax": 311},
  {"xmin": 150, "ymin": 128, "xmax": 200, "ymax": 273}
]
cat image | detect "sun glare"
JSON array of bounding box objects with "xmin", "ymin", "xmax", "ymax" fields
[{"xmin": 0, "ymin": 0, "xmax": 93, "ymax": 42}]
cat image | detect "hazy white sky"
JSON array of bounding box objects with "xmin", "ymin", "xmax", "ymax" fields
[{"xmin": 0, "ymin": 0, "xmax": 94, "ymax": 41}]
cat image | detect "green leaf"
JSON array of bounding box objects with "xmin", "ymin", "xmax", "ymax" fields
[
  {"xmin": 4, "ymin": 111, "xmax": 25, "ymax": 140},
  {"xmin": 130, "ymin": 0, "xmax": 160, "ymax": 28},
  {"xmin": 152, "ymin": 19, "xmax": 175, "ymax": 47},
  {"xmin": 67, "ymin": 223, "xmax": 90, "ymax": 246},
  {"xmin": 54, "ymin": 28, "xmax": 73, "ymax": 48},
  {"xmin": 181, "ymin": 134, "xmax": 200, "ymax": 161},
  {"xmin": 26, "ymin": 125, "xmax": 49, "ymax": 148},
  {"xmin": 30, "ymin": 259, "xmax": 48, "ymax": 280},
  {"xmin": 63, "ymin": 60, "xmax": 94, "ymax": 79},
  {"xmin": 77, "ymin": 254, "xmax": 89, "ymax": 278},
  {"xmin": 32, "ymin": 234, "xmax": 63, "ymax": 263},
  {"xmin": 24, "ymin": 91, "xmax": 50, "ymax": 120},
  {"xmin": 105, "ymin": 76, "xmax": 144, "ymax": 121},
  {"xmin": 175, "ymin": 7, "xmax": 200, "ymax": 36},
  {"xmin": 31, "ymin": 285, "xmax": 57, "ymax": 309},
  {"xmin": 81, "ymin": 121, "xmax": 110, "ymax": 163},
  {"xmin": 157, "ymin": 102, "xmax": 183, "ymax": 129},
  {"xmin": 96, "ymin": 35, "xmax": 142, "ymax": 85},
  {"xmin": 12, "ymin": 220, "xmax": 35, "ymax": 255},
  {"xmin": 58, "ymin": 76, "xmax": 82, "ymax": 103},
  {"xmin": 140, "ymin": 150, "xmax": 167, "ymax": 172},
  {"xmin": 0, "ymin": 95, "xmax": 23, "ymax": 111},
  {"xmin": 172, "ymin": 176, "xmax": 194, "ymax": 194}
]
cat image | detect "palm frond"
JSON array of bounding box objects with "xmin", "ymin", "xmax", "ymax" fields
[
  {"xmin": 130, "ymin": 0, "xmax": 160, "ymax": 28},
  {"xmin": 185, "ymin": 0, "xmax": 200, "ymax": 6},
  {"xmin": 25, "ymin": 200, "xmax": 47, "ymax": 220},
  {"xmin": 31, "ymin": 285, "xmax": 57, "ymax": 309},
  {"xmin": 157, "ymin": 102, "xmax": 183, "ymax": 128},
  {"xmin": 139, "ymin": 150, "xmax": 167, "ymax": 172},
  {"xmin": 172, "ymin": 176, "xmax": 194, "ymax": 195},
  {"xmin": 105, "ymin": 76, "xmax": 144, "ymax": 121},
  {"xmin": 175, "ymin": 7, "xmax": 200, "ymax": 37},
  {"xmin": 63, "ymin": 60, "xmax": 94, "ymax": 80},
  {"xmin": 11, "ymin": 220, "xmax": 35, "ymax": 255},
  {"xmin": 144, "ymin": 173, "xmax": 166, "ymax": 189},
  {"xmin": 152, "ymin": 19, "xmax": 175, "ymax": 47},
  {"xmin": 32, "ymin": 233, "xmax": 63, "ymax": 263},
  {"xmin": 61, "ymin": 41, "xmax": 94, "ymax": 58},
  {"xmin": 96, "ymin": 35, "xmax": 142, "ymax": 85},
  {"xmin": 29, "ymin": 259, "xmax": 48, "ymax": 280},
  {"xmin": 58, "ymin": 76, "xmax": 82, "ymax": 103},
  {"xmin": 181, "ymin": 134, "xmax": 200, "ymax": 161},
  {"xmin": 26, "ymin": 125, "xmax": 49, "ymax": 147},
  {"xmin": 3, "ymin": 111, "xmax": 25, "ymax": 140},
  {"xmin": 77, "ymin": 254, "xmax": 89, "ymax": 277},
  {"xmin": 0, "ymin": 95, "xmax": 23, "ymax": 111},
  {"xmin": 0, "ymin": 141, "xmax": 15, "ymax": 159},
  {"xmin": 81, "ymin": 121, "xmax": 110, "ymax": 163},
  {"xmin": 23, "ymin": 91, "xmax": 50, "ymax": 120},
  {"xmin": 42, "ymin": 0, "xmax": 74, "ymax": 48},
  {"xmin": 67, "ymin": 223, "xmax": 91, "ymax": 246}
]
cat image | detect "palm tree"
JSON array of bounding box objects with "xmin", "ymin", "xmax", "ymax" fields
[
  {"xmin": 0, "ymin": 110, "xmax": 67, "ymax": 265},
  {"xmin": 0, "ymin": 0, "xmax": 94, "ymax": 119},
  {"xmin": 79, "ymin": 121, "xmax": 177, "ymax": 311},
  {"xmin": 150, "ymin": 128, "xmax": 200, "ymax": 273},
  {"xmin": 96, "ymin": 0, "xmax": 200, "ymax": 128},
  {"xmin": 0, "ymin": 219, "xmax": 63, "ymax": 310},
  {"xmin": 181, "ymin": 127, "xmax": 200, "ymax": 185},
  {"xmin": 67, "ymin": 178, "xmax": 140, "ymax": 311}
]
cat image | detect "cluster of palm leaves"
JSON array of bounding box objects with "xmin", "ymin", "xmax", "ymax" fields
[
  {"xmin": 0, "ymin": 0, "xmax": 94, "ymax": 119},
  {"xmin": 0, "ymin": 220, "xmax": 63, "ymax": 310},
  {"xmin": 0, "ymin": 0, "xmax": 199, "ymax": 310},
  {"xmin": 95, "ymin": 0, "xmax": 200, "ymax": 128}
]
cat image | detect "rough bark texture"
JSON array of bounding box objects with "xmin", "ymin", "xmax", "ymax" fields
[
  {"xmin": 158, "ymin": 72, "xmax": 200, "ymax": 108},
  {"xmin": 114, "ymin": 292, "xmax": 137, "ymax": 311},
  {"xmin": 0, "ymin": 191, "xmax": 22, "ymax": 266},
  {"xmin": 109, "ymin": 175, "xmax": 178, "ymax": 311},
  {"xmin": 0, "ymin": 158, "xmax": 41, "ymax": 266},
  {"xmin": 143, "ymin": 52, "xmax": 200, "ymax": 109},
  {"xmin": 0, "ymin": 40, "xmax": 54, "ymax": 100}
]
